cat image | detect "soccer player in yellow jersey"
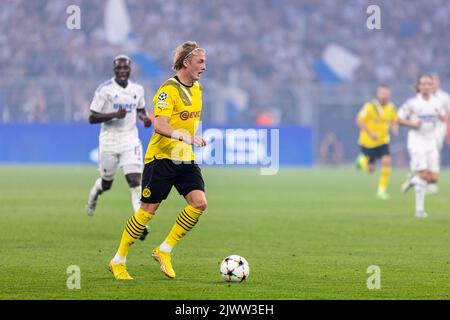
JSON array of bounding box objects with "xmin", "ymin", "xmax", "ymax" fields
[
  {"xmin": 355, "ymin": 84, "xmax": 398, "ymax": 200},
  {"xmin": 109, "ymin": 41, "xmax": 207, "ymax": 280}
]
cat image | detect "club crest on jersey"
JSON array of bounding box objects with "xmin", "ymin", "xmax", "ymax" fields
[
  {"xmin": 158, "ymin": 92, "xmax": 168, "ymax": 101},
  {"xmin": 142, "ymin": 188, "xmax": 151, "ymax": 198}
]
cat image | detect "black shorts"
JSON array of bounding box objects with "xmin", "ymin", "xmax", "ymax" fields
[
  {"xmin": 140, "ymin": 158, "xmax": 205, "ymax": 203},
  {"xmin": 360, "ymin": 144, "xmax": 390, "ymax": 164}
]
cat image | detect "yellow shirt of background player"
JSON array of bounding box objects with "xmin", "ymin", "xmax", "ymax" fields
[
  {"xmin": 357, "ymin": 100, "xmax": 397, "ymax": 148},
  {"xmin": 144, "ymin": 77, "xmax": 203, "ymax": 164}
]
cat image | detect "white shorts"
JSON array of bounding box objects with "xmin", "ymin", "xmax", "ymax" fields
[
  {"xmin": 408, "ymin": 147, "xmax": 440, "ymax": 173},
  {"xmin": 99, "ymin": 140, "xmax": 143, "ymax": 181}
]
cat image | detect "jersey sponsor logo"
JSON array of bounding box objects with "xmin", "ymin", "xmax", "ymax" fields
[
  {"xmin": 419, "ymin": 114, "xmax": 438, "ymax": 123},
  {"xmin": 180, "ymin": 110, "xmax": 201, "ymax": 120},
  {"xmin": 158, "ymin": 92, "xmax": 168, "ymax": 101},
  {"xmin": 142, "ymin": 188, "xmax": 151, "ymax": 198},
  {"xmin": 113, "ymin": 103, "xmax": 137, "ymax": 112}
]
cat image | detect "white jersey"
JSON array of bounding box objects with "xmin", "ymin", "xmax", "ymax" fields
[
  {"xmin": 398, "ymin": 94, "xmax": 445, "ymax": 151},
  {"xmin": 90, "ymin": 78, "xmax": 145, "ymax": 148},
  {"xmin": 434, "ymin": 89, "xmax": 450, "ymax": 138}
]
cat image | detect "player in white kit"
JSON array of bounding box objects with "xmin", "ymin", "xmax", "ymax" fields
[
  {"xmin": 429, "ymin": 74, "xmax": 450, "ymax": 193},
  {"xmin": 398, "ymin": 74, "xmax": 446, "ymax": 218},
  {"xmin": 431, "ymin": 74, "xmax": 450, "ymax": 151},
  {"xmin": 85, "ymin": 55, "xmax": 152, "ymax": 240}
]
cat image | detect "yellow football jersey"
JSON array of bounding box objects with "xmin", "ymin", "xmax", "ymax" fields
[
  {"xmin": 357, "ymin": 100, "xmax": 397, "ymax": 148},
  {"xmin": 144, "ymin": 76, "xmax": 203, "ymax": 163}
]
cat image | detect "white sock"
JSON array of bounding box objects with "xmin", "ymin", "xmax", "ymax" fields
[
  {"xmin": 90, "ymin": 178, "xmax": 103, "ymax": 197},
  {"xmin": 413, "ymin": 177, "xmax": 427, "ymax": 213},
  {"xmin": 159, "ymin": 241, "xmax": 173, "ymax": 253},
  {"xmin": 130, "ymin": 186, "xmax": 141, "ymax": 213},
  {"xmin": 113, "ymin": 252, "xmax": 126, "ymax": 264}
]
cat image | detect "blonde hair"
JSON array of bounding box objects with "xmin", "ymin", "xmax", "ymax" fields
[{"xmin": 172, "ymin": 41, "xmax": 205, "ymax": 71}]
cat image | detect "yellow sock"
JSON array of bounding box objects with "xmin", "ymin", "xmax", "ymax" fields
[
  {"xmin": 163, "ymin": 205, "xmax": 204, "ymax": 250},
  {"xmin": 378, "ymin": 166, "xmax": 391, "ymax": 192},
  {"xmin": 359, "ymin": 154, "xmax": 369, "ymax": 172},
  {"xmin": 117, "ymin": 208, "xmax": 154, "ymax": 258}
]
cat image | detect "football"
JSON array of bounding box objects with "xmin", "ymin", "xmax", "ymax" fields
[{"xmin": 220, "ymin": 255, "xmax": 250, "ymax": 282}]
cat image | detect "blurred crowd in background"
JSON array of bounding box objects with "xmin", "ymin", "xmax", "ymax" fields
[
  {"xmin": 2, "ymin": 0, "xmax": 450, "ymax": 122},
  {"xmin": 1, "ymin": 0, "xmax": 449, "ymax": 163}
]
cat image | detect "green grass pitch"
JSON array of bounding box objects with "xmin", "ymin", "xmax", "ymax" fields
[{"xmin": 1, "ymin": 166, "xmax": 449, "ymax": 300}]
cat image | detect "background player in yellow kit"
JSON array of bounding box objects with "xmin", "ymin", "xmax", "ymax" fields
[
  {"xmin": 109, "ymin": 41, "xmax": 207, "ymax": 280},
  {"xmin": 355, "ymin": 84, "xmax": 398, "ymax": 199}
]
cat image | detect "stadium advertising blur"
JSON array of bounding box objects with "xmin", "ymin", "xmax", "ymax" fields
[{"xmin": 0, "ymin": 124, "xmax": 313, "ymax": 168}]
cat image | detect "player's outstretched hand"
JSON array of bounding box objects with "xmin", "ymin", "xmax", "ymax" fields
[
  {"xmin": 116, "ymin": 108, "xmax": 127, "ymax": 119},
  {"xmin": 191, "ymin": 136, "xmax": 207, "ymax": 147},
  {"xmin": 143, "ymin": 118, "xmax": 152, "ymax": 128}
]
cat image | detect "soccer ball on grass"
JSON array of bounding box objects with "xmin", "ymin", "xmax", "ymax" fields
[{"xmin": 220, "ymin": 255, "xmax": 250, "ymax": 282}]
